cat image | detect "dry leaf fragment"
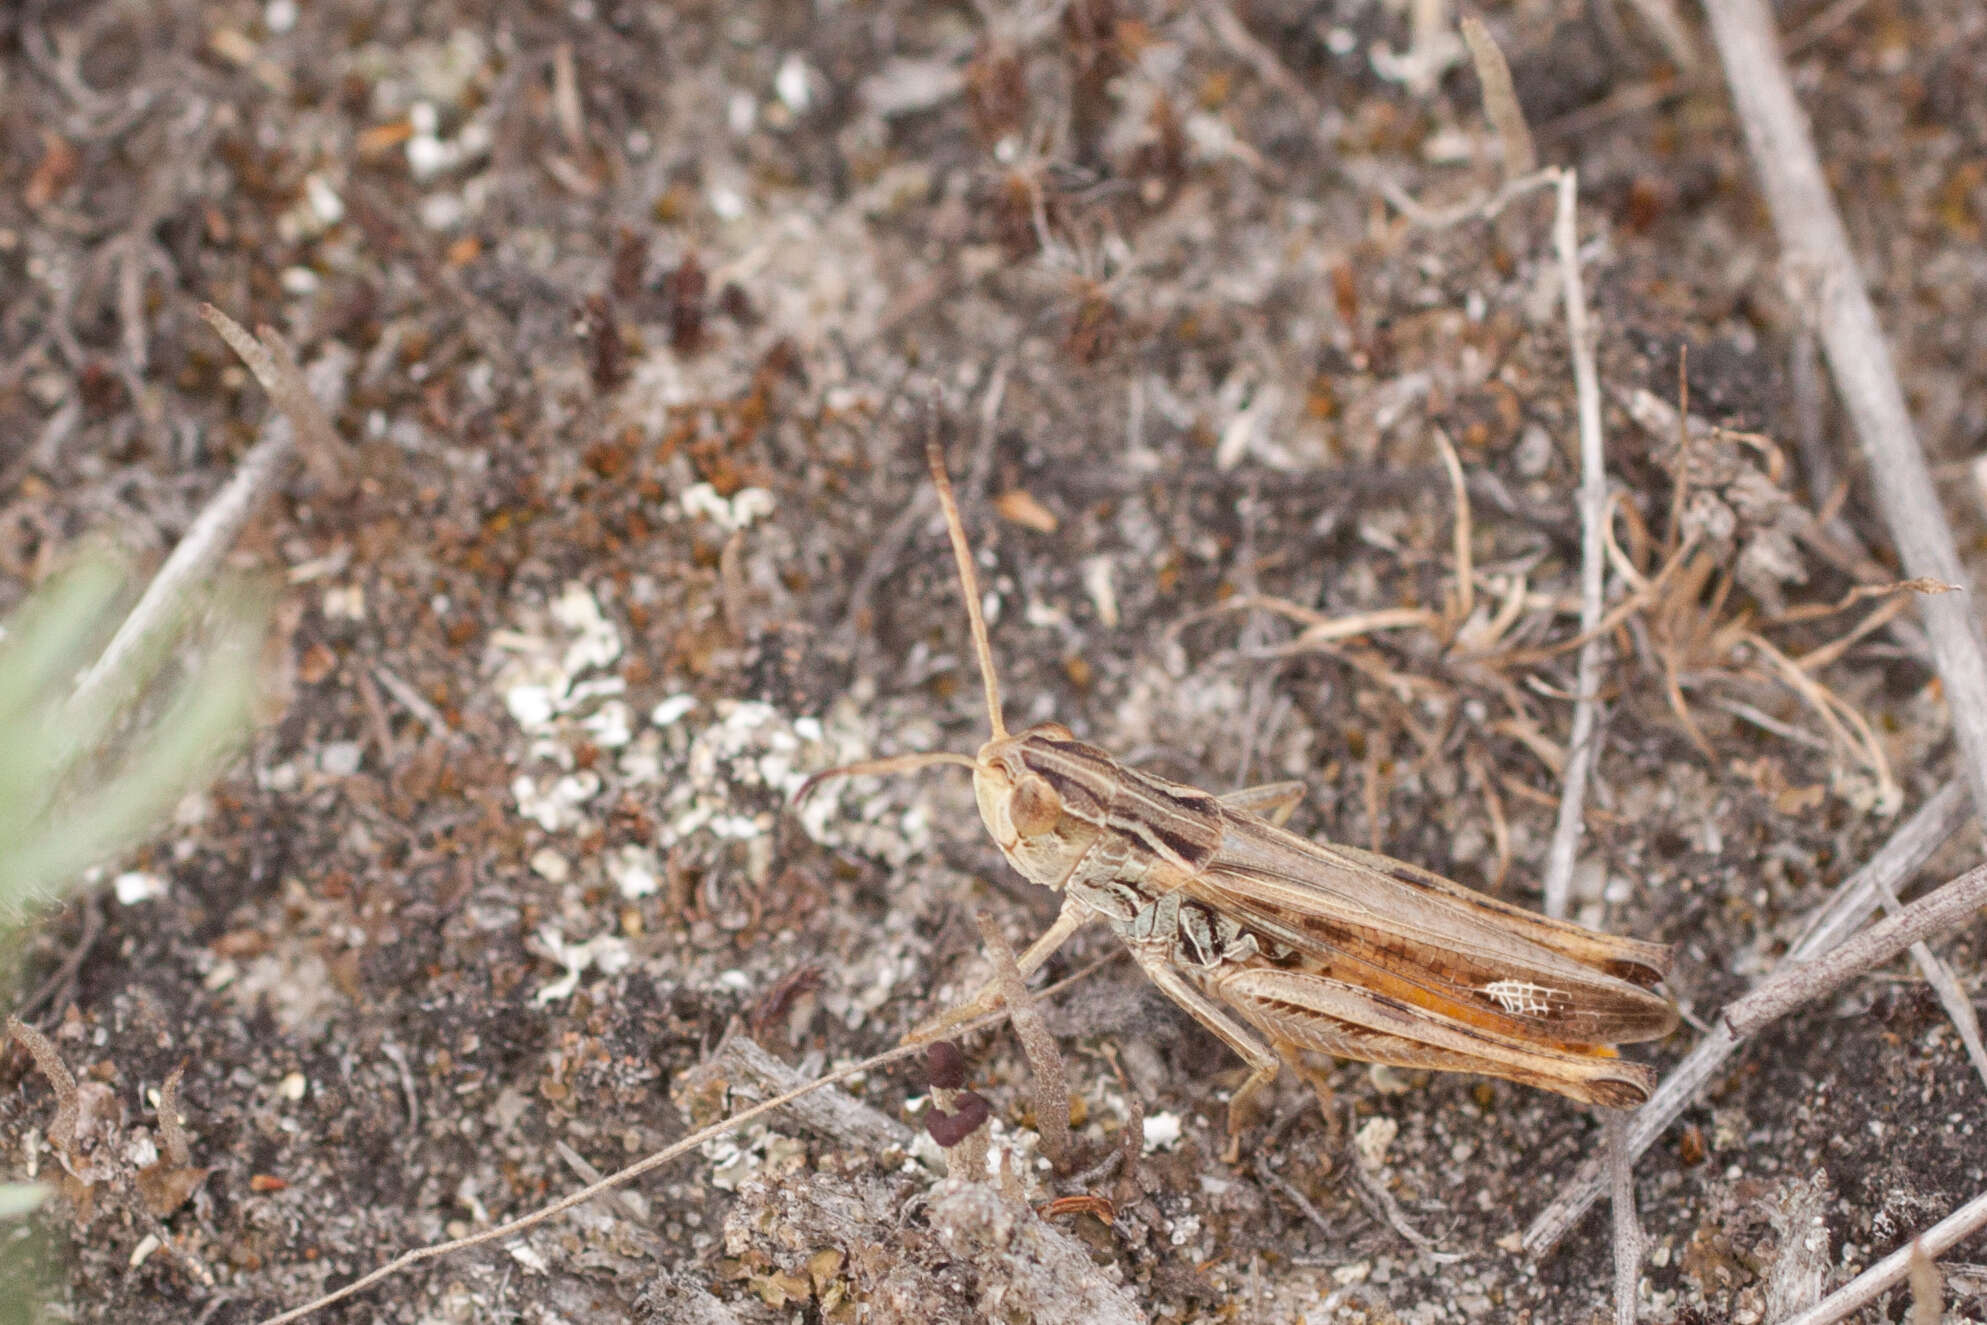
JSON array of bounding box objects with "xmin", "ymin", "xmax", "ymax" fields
[
  {"xmin": 7, "ymin": 1018, "xmax": 79, "ymax": 1153},
  {"xmin": 993, "ymin": 489, "xmax": 1058, "ymax": 533},
  {"xmin": 136, "ymin": 1066, "xmax": 209, "ymax": 1217},
  {"xmin": 1037, "ymin": 1194, "xmax": 1115, "ymax": 1223}
]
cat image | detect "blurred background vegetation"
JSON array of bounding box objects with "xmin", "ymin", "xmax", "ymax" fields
[{"xmin": 0, "ymin": 550, "xmax": 267, "ymax": 1324}]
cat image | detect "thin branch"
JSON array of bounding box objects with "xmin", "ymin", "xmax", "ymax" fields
[
  {"xmin": 1433, "ymin": 429, "xmax": 1474, "ymax": 629},
  {"xmin": 1619, "ymin": 0, "xmax": 1700, "ymax": 72},
  {"xmin": 1347, "ymin": 1144, "xmax": 1442, "ymax": 1252},
  {"xmin": 1363, "ymin": 163, "xmax": 1557, "ymax": 232},
  {"xmin": 1525, "ymin": 780, "xmax": 1972, "ymax": 1254},
  {"xmin": 1203, "ymin": 4, "xmax": 1324, "ymax": 120},
  {"xmin": 1610, "ymin": 1113, "xmax": 1642, "ymax": 1325},
  {"xmin": 1776, "ymin": 1189, "xmax": 1987, "ymax": 1325},
  {"xmin": 70, "ymin": 307, "xmax": 351, "ymax": 711},
  {"xmin": 252, "ymin": 1062, "xmax": 929, "ymax": 1323},
  {"xmin": 68, "ymin": 434, "xmax": 293, "ymax": 712},
  {"xmin": 1542, "ymin": 167, "xmax": 1610, "ymax": 920},
  {"xmin": 1880, "ymin": 893, "xmax": 1987, "ymax": 1096},
  {"xmin": 1722, "ymin": 860, "xmax": 1987, "ymax": 1037},
  {"xmin": 254, "ymin": 324, "xmax": 355, "ymax": 496},
  {"xmin": 685, "ymin": 1034, "xmax": 911, "ymax": 1155},
  {"xmin": 1255, "ymin": 1152, "xmax": 1340, "ymax": 1242}
]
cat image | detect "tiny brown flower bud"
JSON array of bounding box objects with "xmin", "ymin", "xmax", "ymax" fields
[
  {"xmin": 924, "ymin": 1040, "xmax": 967, "ymax": 1091},
  {"xmin": 925, "ymin": 1090, "xmax": 990, "ymax": 1148}
]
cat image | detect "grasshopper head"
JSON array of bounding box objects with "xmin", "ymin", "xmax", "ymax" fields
[{"xmin": 971, "ymin": 724, "xmax": 1102, "ymax": 891}]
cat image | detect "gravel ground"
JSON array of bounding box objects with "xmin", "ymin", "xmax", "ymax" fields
[{"xmin": 4, "ymin": 1, "xmax": 1987, "ymax": 1322}]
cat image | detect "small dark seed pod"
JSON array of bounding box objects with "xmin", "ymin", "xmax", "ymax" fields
[
  {"xmin": 924, "ymin": 1040, "xmax": 967, "ymax": 1091},
  {"xmin": 925, "ymin": 1091, "xmax": 990, "ymax": 1148}
]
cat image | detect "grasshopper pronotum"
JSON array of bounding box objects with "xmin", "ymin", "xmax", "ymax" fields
[{"xmin": 802, "ymin": 443, "xmax": 1677, "ymax": 1144}]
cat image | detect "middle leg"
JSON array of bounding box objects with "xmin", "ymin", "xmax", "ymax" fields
[{"xmin": 1131, "ymin": 951, "xmax": 1289, "ymax": 1161}]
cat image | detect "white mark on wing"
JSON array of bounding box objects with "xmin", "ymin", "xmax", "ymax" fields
[{"xmin": 1483, "ymin": 979, "xmax": 1559, "ymax": 1017}]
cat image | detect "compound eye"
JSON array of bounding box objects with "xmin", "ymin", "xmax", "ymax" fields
[{"xmin": 1008, "ymin": 773, "xmax": 1062, "ymax": 838}]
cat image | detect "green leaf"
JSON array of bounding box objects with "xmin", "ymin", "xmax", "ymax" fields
[{"xmin": 0, "ymin": 1184, "xmax": 48, "ymax": 1219}]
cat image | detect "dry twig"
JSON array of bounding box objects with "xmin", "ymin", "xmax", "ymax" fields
[
  {"xmin": 1541, "ymin": 167, "xmax": 1610, "ymax": 921},
  {"xmin": 1701, "ymin": 0, "xmax": 1987, "ymax": 1102},
  {"xmin": 1776, "ymin": 1191, "xmax": 1987, "ymax": 1325},
  {"xmin": 1722, "ymin": 860, "xmax": 1987, "ymax": 1037},
  {"xmin": 683, "ymin": 1034, "xmax": 911, "ymax": 1156},
  {"xmin": 70, "ymin": 308, "xmax": 349, "ymax": 711},
  {"xmin": 1525, "ymin": 780, "xmax": 1972, "ymax": 1253},
  {"xmin": 1763, "ymin": 1173, "xmax": 1831, "ymax": 1318},
  {"xmin": 1609, "ymin": 1113, "xmax": 1642, "ymax": 1325},
  {"xmin": 196, "ymin": 305, "xmax": 353, "ymax": 497}
]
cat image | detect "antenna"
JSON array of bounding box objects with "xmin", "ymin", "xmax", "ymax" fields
[{"xmin": 925, "ymin": 440, "xmax": 1007, "ymax": 741}]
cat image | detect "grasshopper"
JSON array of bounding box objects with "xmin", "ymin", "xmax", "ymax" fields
[{"xmin": 802, "ymin": 443, "xmax": 1677, "ymax": 1145}]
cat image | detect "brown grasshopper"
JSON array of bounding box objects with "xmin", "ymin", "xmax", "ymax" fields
[{"xmin": 802, "ymin": 443, "xmax": 1677, "ymax": 1145}]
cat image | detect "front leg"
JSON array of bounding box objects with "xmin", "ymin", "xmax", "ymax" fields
[{"xmin": 902, "ymin": 895, "xmax": 1096, "ymax": 1045}]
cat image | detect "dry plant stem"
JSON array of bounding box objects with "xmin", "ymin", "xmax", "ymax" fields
[
  {"xmin": 1348, "ymin": 1148, "xmax": 1441, "ymax": 1252},
  {"xmin": 975, "ymin": 910, "xmax": 1073, "ymax": 1170},
  {"xmin": 551, "ymin": 1142, "xmax": 650, "ymax": 1225},
  {"xmin": 257, "ymin": 327, "xmax": 355, "ymax": 495},
  {"xmin": 1762, "ymin": 1174, "xmax": 1830, "ymax": 1316},
  {"xmin": 1609, "ymin": 1112, "xmax": 1642, "ymax": 1325},
  {"xmin": 71, "ymin": 305, "xmax": 348, "ymax": 710},
  {"xmin": 1784, "ymin": 0, "xmax": 1877, "ymax": 54},
  {"xmin": 1702, "ymin": 0, "xmax": 1987, "ymax": 828},
  {"xmin": 1775, "ymin": 1190, "xmax": 1987, "ymax": 1325},
  {"xmin": 197, "ymin": 305, "xmax": 353, "ymax": 495},
  {"xmin": 1875, "ymin": 871, "xmax": 1987, "ymax": 1093},
  {"xmin": 692, "ymin": 1034, "xmax": 911, "ymax": 1154},
  {"xmin": 1370, "ymin": 165, "xmax": 1556, "ymax": 231},
  {"xmin": 1460, "ymin": 17, "xmax": 1536, "ymax": 176},
  {"xmin": 1907, "ymin": 1243, "xmax": 1943, "ymax": 1325},
  {"xmin": 14, "ymin": 896, "xmax": 103, "ymax": 1019},
  {"xmin": 1433, "ymin": 429, "xmax": 1473, "ymax": 627},
  {"xmin": 370, "ymin": 662, "xmax": 458, "ymax": 743},
  {"xmin": 1524, "ymin": 780, "xmax": 1972, "ymax": 1254},
  {"xmin": 1541, "ymin": 167, "xmax": 1610, "ymax": 922},
  {"xmin": 68, "ymin": 432, "xmax": 293, "ymax": 711},
  {"xmin": 1722, "ymin": 860, "xmax": 1987, "ymax": 1037},
  {"xmin": 249, "ymin": 991, "xmax": 1057, "ymax": 1325},
  {"xmin": 1256, "ymin": 1152, "xmax": 1337, "ymax": 1241},
  {"xmin": 5, "ymin": 1017, "xmax": 78, "ymax": 1151}
]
